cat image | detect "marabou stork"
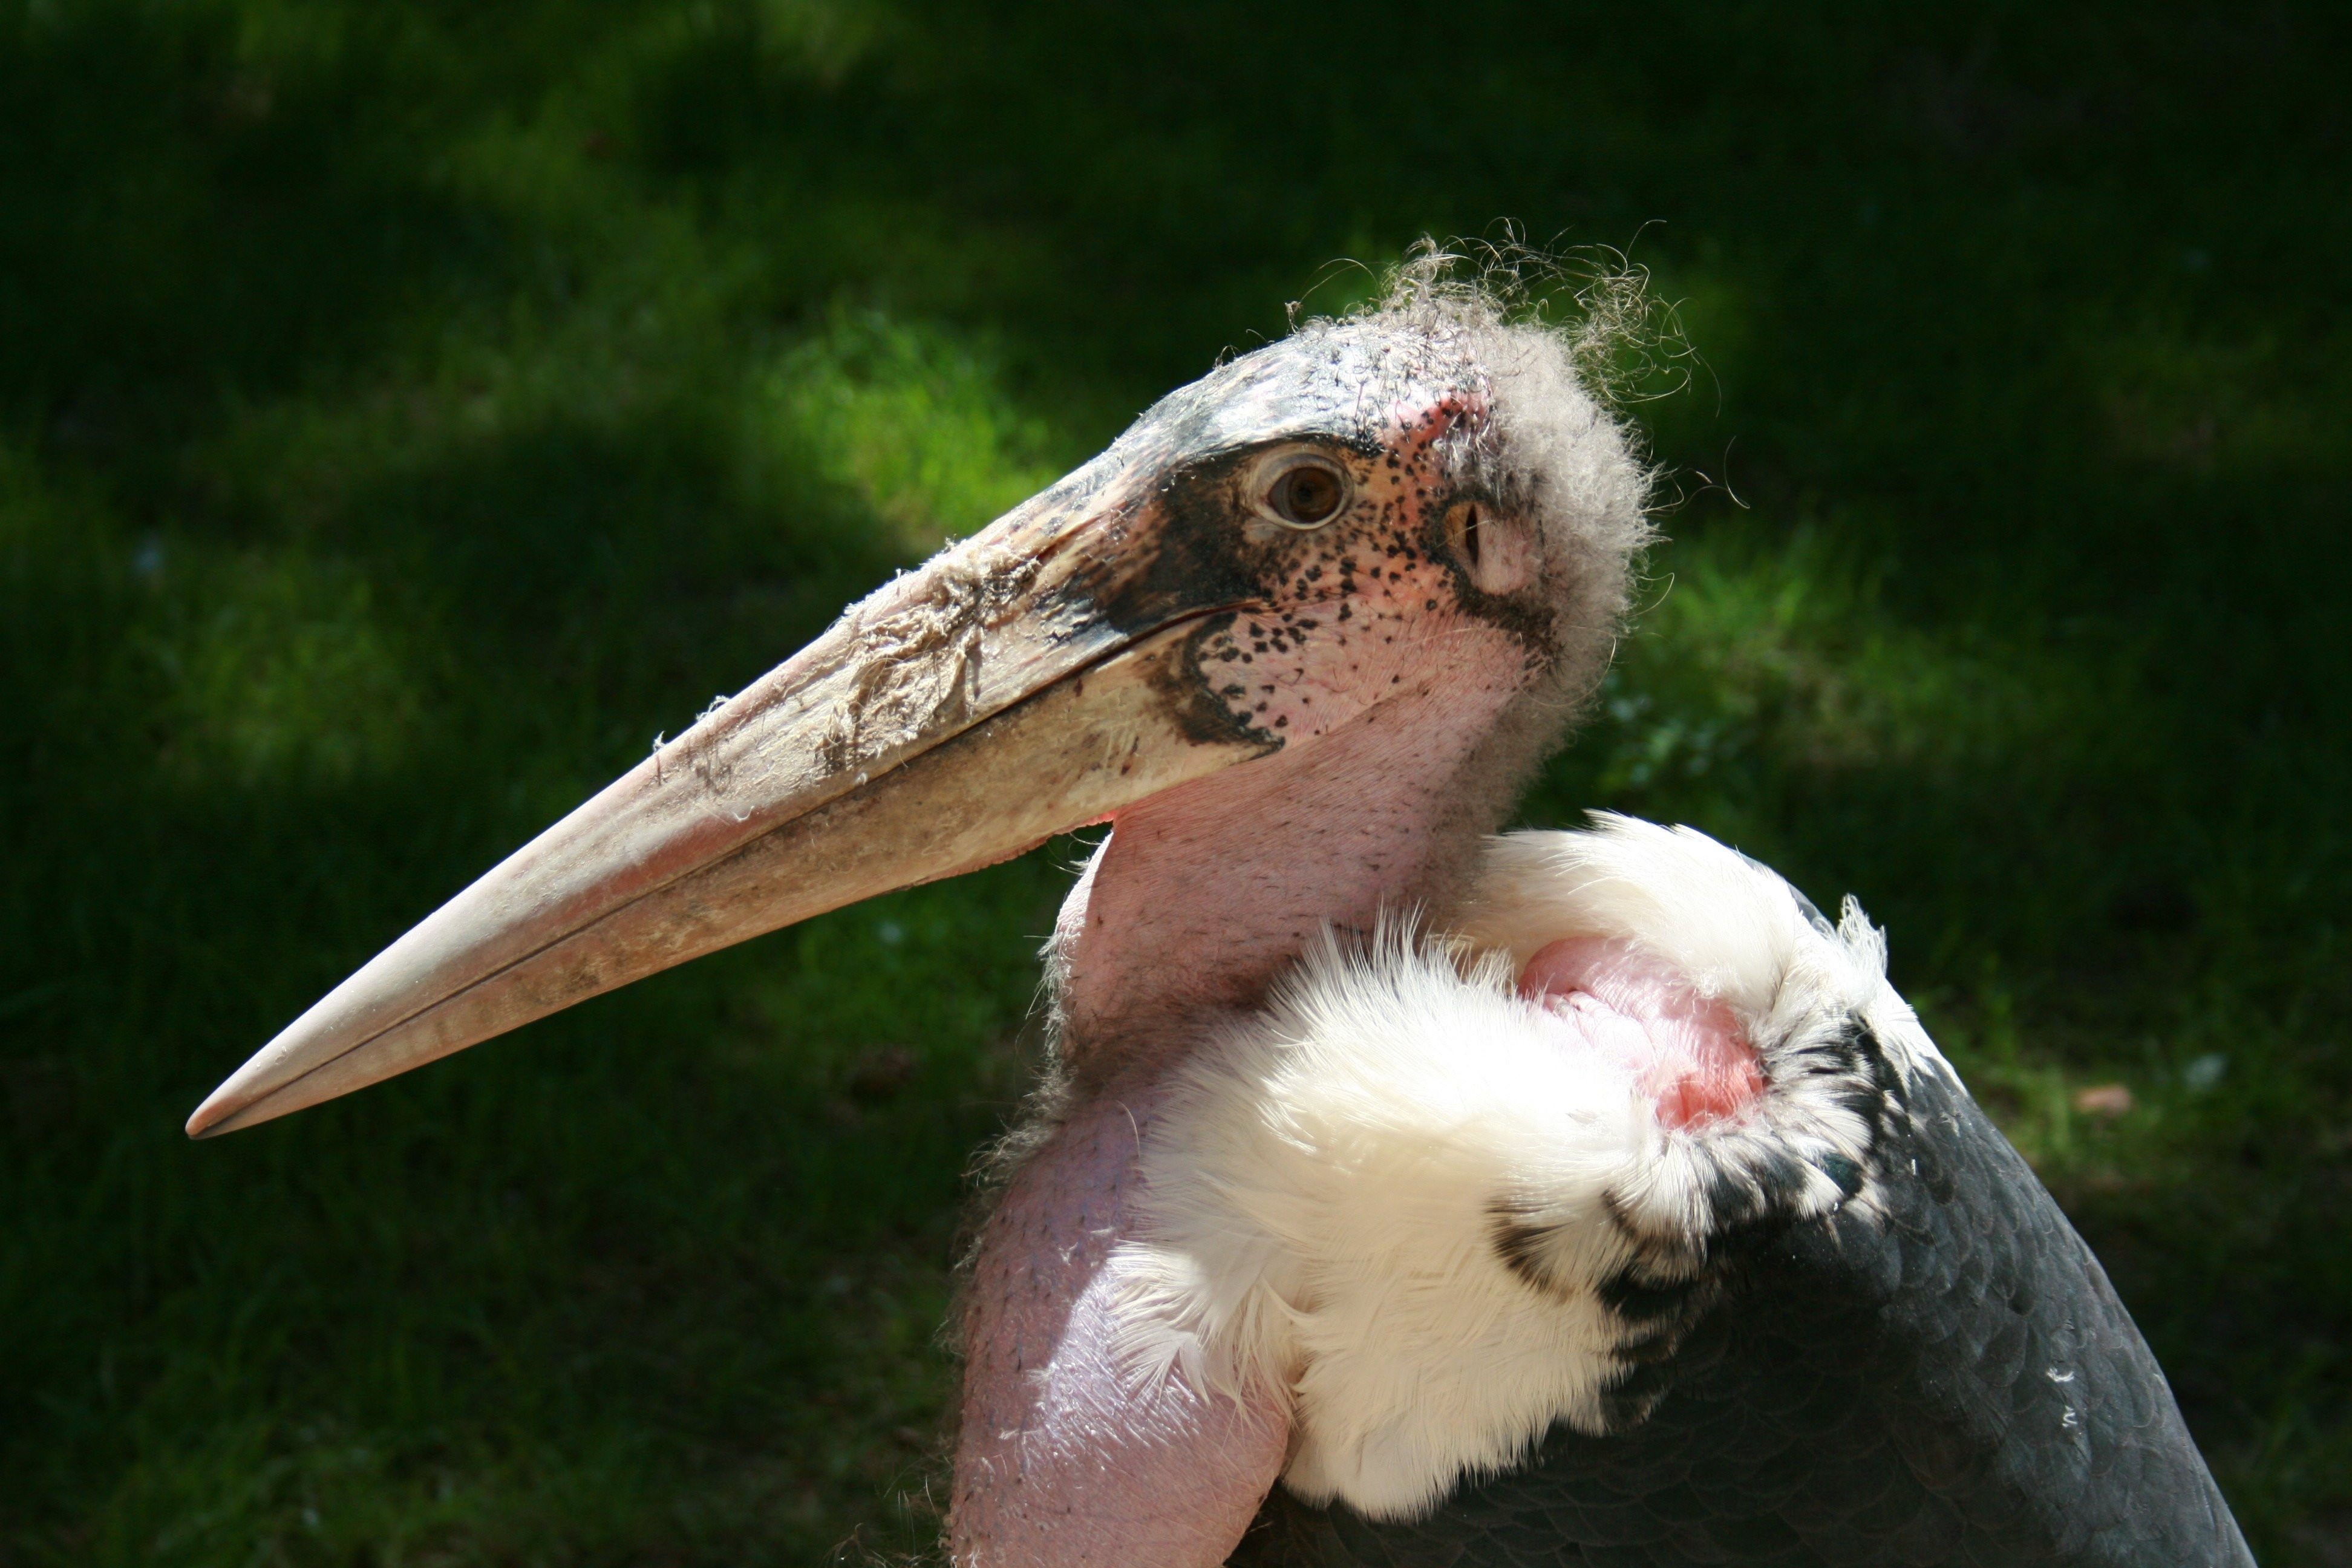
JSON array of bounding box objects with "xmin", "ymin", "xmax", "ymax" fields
[{"xmin": 190, "ymin": 271, "xmax": 2254, "ymax": 1567}]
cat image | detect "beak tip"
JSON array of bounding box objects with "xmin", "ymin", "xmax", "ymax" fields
[{"xmin": 185, "ymin": 1083, "xmax": 249, "ymax": 1140}]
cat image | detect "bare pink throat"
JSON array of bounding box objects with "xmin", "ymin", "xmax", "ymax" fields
[
  {"xmin": 1055, "ymin": 646, "xmax": 1536, "ymax": 1076},
  {"xmin": 1518, "ymin": 936, "xmax": 1763, "ymax": 1129},
  {"xmin": 950, "ymin": 1088, "xmax": 1289, "ymax": 1566},
  {"xmin": 956, "ymin": 635, "xmax": 1547, "ymax": 1562}
]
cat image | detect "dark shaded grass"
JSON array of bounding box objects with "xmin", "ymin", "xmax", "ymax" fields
[{"xmin": 2, "ymin": 0, "xmax": 2346, "ymax": 1560}]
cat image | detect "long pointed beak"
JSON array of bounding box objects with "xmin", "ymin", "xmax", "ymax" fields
[{"xmin": 188, "ymin": 461, "xmax": 1275, "ymax": 1137}]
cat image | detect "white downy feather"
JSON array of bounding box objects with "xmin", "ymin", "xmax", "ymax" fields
[{"xmin": 1112, "ymin": 814, "xmax": 1952, "ymax": 1520}]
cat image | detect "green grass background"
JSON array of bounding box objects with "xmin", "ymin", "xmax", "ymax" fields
[{"xmin": 2, "ymin": 1, "xmax": 2345, "ymax": 1561}]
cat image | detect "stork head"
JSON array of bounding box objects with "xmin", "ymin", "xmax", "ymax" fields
[{"xmin": 189, "ymin": 270, "xmax": 1650, "ymax": 1136}]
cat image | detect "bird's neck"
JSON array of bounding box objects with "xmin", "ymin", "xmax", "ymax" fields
[{"xmin": 1049, "ymin": 673, "xmax": 1543, "ymax": 1084}]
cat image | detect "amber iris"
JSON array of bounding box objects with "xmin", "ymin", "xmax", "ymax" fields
[{"xmin": 1269, "ymin": 462, "xmax": 1344, "ymax": 526}]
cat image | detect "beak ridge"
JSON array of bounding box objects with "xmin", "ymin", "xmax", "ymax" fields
[{"xmin": 188, "ymin": 492, "xmax": 1272, "ymax": 1137}]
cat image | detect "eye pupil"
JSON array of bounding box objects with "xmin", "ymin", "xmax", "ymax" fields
[
  {"xmin": 1274, "ymin": 465, "xmax": 1342, "ymax": 525},
  {"xmin": 1461, "ymin": 504, "xmax": 1483, "ymax": 566}
]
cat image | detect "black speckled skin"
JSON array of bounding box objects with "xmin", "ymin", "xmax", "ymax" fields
[{"xmin": 1229, "ymin": 1056, "xmax": 2253, "ymax": 1567}]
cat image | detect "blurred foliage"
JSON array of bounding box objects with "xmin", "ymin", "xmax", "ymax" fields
[{"xmin": 1, "ymin": 0, "xmax": 2346, "ymax": 1561}]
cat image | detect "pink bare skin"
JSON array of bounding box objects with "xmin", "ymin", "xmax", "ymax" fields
[
  {"xmin": 950, "ymin": 650, "xmax": 1534, "ymax": 1564},
  {"xmin": 1518, "ymin": 936, "xmax": 1763, "ymax": 1129},
  {"xmin": 947, "ymin": 397, "xmax": 1639, "ymax": 1564},
  {"xmin": 950, "ymin": 395, "xmax": 1546, "ymax": 1562},
  {"xmin": 952, "ymin": 1086, "xmax": 1290, "ymax": 1567}
]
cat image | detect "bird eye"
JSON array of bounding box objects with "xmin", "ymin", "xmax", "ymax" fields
[{"xmin": 1261, "ymin": 460, "xmax": 1347, "ymax": 528}]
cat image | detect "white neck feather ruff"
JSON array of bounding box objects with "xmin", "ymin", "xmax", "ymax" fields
[{"xmin": 1107, "ymin": 814, "xmax": 1952, "ymax": 1520}]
